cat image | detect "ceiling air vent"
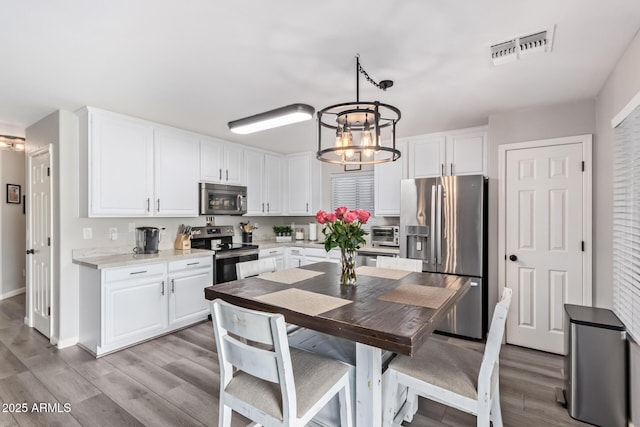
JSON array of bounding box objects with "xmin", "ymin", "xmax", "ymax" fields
[{"xmin": 490, "ymin": 26, "xmax": 555, "ymax": 65}]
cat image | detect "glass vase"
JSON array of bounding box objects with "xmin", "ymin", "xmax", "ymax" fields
[{"xmin": 340, "ymin": 248, "xmax": 357, "ymax": 286}]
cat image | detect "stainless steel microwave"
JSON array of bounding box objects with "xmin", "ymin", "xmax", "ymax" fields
[
  {"xmin": 199, "ymin": 183, "xmax": 247, "ymax": 216},
  {"xmin": 370, "ymin": 225, "xmax": 400, "ymax": 247}
]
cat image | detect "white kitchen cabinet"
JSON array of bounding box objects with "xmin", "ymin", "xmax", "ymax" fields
[
  {"xmin": 200, "ymin": 137, "xmax": 244, "ymax": 185},
  {"xmin": 286, "ymin": 152, "xmax": 322, "ymax": 215},
  {"xmin": 78, "ymin": 254, "xmax": 213, "ymax": 357},
  {"xmin": 154, "ymin": 127, "xmax": 199, "ymax": 217},
  {"xmin": 244, "ymin": 149, "xmax": 283, "ymax": 215},
  {"xmin": 286, "ymin": 247, "xmax": 305, "ymax": 268},
  {"xmin": 259, "ymin": 247, "xmax": 285, "ymax": 271},
  {"xmin": 78, "ymin": 107, "xmax": 199, "ymax": 217},
  {"xmin": 408, "ymin": 127, "xmax": 487, "ymax": 178},
  {"xmin": 167, "ymin": 257, "xmax": 213, "ymax": 328},
  {"xmin": 79, "ymin": 108, "xmax": 155, "ymax": 217},
  {"xmin": 374, "ymin": 139, "xmax": 408, "ymax": 216}
]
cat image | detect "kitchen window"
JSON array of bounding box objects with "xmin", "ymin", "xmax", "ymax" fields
[{"xmin": 330, "ymin": 171, "xmax": 375, "ymax": 228}]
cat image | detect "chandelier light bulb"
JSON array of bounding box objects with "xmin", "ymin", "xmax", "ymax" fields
[
  {"xmin": 343, "ymin": 127, "xmax": 354, "ymax": 158},
  {"xmin": 335, "ymin": 128, "xmax": 343, "ymax": 156},
  {"xmin": 361, "ymin": 117, "xmax": 373, "ymax": 157}
]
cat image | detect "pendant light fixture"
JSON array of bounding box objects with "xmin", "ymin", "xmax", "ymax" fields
[
  {"xmin": 0, "ymin": 135, "xmax": 25, "ymax": 152},
  {"xmin": 228, "ymin": 103, "xmax": 315, "ymax": 134},
  {"xmin": 316, "ymin": 55, "xmax": 401, "ymax": 165}
]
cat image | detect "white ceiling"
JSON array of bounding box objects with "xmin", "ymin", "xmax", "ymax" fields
[{"xmin": 1, "ymin": 0, "xmax": 640, "ymax": 153}]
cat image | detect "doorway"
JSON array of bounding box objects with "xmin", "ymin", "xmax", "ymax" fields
[
  {"xmin": 26, "ymin": 145, "xmax": 53, "ymax": 339},
  {"xmin": 498, "ymin": 135, "xmax": 592, "ymax": 354}
]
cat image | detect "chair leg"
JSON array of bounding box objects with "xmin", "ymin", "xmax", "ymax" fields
[
  {"xmin": 403, "ymin": 391, "xmax": 418, "ymax": 423},
  {"xmin": 339, "ymin": 379, "xmax": 353, "ymax": 427},
  {"xmin": 381, "ymin": 370, "xmax": 399, "ymax": 427},
  {"xmin": 219, "ymin": 402, "xmax": 232, "ymax": 427},
  {"xmin": 490, "ymin": 385, "xmax": 503, "ymax": 427}
]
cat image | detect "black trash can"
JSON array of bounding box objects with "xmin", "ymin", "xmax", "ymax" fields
[{"xmin": 564, "ymin": 304, "xmax": 627, "ymax": 427}]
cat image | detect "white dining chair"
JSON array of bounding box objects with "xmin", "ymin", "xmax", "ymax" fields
[
  {"xmin": 376, "ymin": 256, "xmax": 423, "ymax": 272},
  {"xmin": 236, "ymin": 257, "xmax": 277, "ymax": 279},
  {"xmin": 211, "ymin": 299, "xmax": 353, "ymax": 427},
  {"xmin": 382, "ymin": 287, "xmax": 513, "ymax": 427}
]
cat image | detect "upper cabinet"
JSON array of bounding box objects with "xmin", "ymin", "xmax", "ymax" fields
[
  {"xmin": 408, "ymin": 126, "xmax": 487, "ymax": 178},
  {"xmin": 286, "ymin": 152, "xmax": 322, "ymax": 216},
  {"xmin": 200, "ymin": 137, "xmax": 244, "ymax": 185},
  {"xmin": 374, "ymin": 140, "xmax": 408, "ymax": 216},
  {"xmin": 78, "ymin": 107, "xmax": 199, "ymax": 217},
  {"xmin": 244, "ymin": 149, "xmax": 283, "ymax": 215}
]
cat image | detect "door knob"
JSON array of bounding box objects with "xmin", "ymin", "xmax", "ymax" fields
[
  {"xmin": 26, "ymin": 249, "xmax": 34, "ymax": 255},
  {"xmin": 509, "ymin": 254, "xmax": 518, "ymax": 262}
]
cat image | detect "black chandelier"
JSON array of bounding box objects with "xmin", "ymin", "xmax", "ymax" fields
[{"xmin": 316, "ymin": 56, "xmax": 401, "ymax": 165}]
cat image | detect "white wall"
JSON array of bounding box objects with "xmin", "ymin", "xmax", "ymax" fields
[
  {"xmin": 0, "ymin": 122, "xmax": 26, "ymax": 300},
  {"xmin": 486, "ymin": 99, "xmax": 596, "ymax": 318},
  {"xmin": 595, "ymin": 26, "xmax": 640, "ymax": 425}
]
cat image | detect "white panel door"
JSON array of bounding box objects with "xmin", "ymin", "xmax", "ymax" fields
[
  {"xmin": 505, "ymin": 143, "xmax": 584, "ymax": 353},
  {"xmin": 375, "ymin": 140, "xmax": 407, "ymax": 216},
  {"xmin": 287, "ymin": 153, "xmax": 311, "ymax": 214},
  {"xmin": 90, "ymin": 112, "xmax": 154, "ymax": 216},
  {"xmin": 410, "ymin": 136, "xmax": 446, "ymax": 178},
  {"xmin": 200, "ymin": 138, "xmax": 224, "ymax": 183},
  {"xmin": 154, "ymin": 128, "xmax": 199, "ymax": 217},
  {"xmin": 28, "ymin": 148, "xmax": 52, "ymax": 338},
  {"xmin": 223, "ymin": 143, "xmax": 244, "ymax": 185},
  {"xmin": 168, "ymin": 270, "xmax": 211, "ymax": 327}
]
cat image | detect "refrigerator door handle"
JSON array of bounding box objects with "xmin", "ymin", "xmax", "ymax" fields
[
  {"xmin": 436, "ymin": 184, "xmax": 442, "ymax": 265},
  {"xmin": 430, "ymin": 184, "xmax": 437, "ymax": 265}
]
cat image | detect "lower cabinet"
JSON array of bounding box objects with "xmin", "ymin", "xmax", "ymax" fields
[
  {"xmin": 259, "ymin": 247, "xmax": 285, "ymax": 271},
  {"xmin": 79, "ymin": 255, "xmax": 213, "ymax": 357}
]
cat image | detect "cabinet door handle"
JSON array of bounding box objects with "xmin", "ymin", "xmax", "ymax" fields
[
  {"xmin": 219, "ymin": 169, "xmax": 222, "ymax": 180},
  {"xmin": 187, "ymin": 262, "xmax": 200, "ymax": 266},
  {"xmin": 157, "ymin": 199, "xmax": 160, "ymax": 212},
  {"xmin": 269, "ymin": 250, "xmax": 277, "ymax": 254},
  {"xmin": 306, "ymin": 202, "xmax": 309, "ymax": 212},
  {"xmin": 147, "ymin": 198, "xmax": 150, "ymax": 212},
  {"xmin": 267, "ymin": 202, "xmax": 270, "ymax": 212},
  {"xmin": 441, "ymin": 164, "xmax": 444, "ymax": 176},
  {"xmin": 171, "ymin": 278, "xmax": 175, "ymax": 293},
  {"xmin": 129, "ymin": 270, "xmax": 147, "ymax": 275},
  {"xmin": 226, "ymin": 170, "xmax": 229, "ymax": 181},
  {"xmin": 262, "ymin": 203, "xmax": 264, "ymax": 212},
  {"xmin": 161, "ymin": 280, "xmax": 165, "ymax": 295},
  {"xmin": 450, "ymin": 163, "xmax": 453, "ymax": 175}
]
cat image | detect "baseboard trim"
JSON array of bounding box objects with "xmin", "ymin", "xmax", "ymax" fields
[
  {"xmin": 55, "ymin": 336, "xmax": 78, "ymax": 349},
  {"xmin": 0, "ymin": 287, "xmax": 25, "ymax": 300}
]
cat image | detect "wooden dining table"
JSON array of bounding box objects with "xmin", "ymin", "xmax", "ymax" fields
[{"xmin": 204, "ymin": 262, "xmax": 470, "ymax": 427}]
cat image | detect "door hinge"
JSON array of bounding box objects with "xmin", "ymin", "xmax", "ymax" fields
[
  {"xmin": 582, "ymin": 241, "xmax": 585, "ymax": 252},
  {"xmin": 47, "ymin": 306, "xmax": 51, "ymax": 316},
  {"xmin": 47, "ymin": 167, "xmax": 50, "ymax": 177},
  {"xmin": 581, "ymin": 161, "xmax": 585, "ymax": 172},
  {"xmin": 47, "ymin": 237, "xmax": 51, "ymax": 246}
]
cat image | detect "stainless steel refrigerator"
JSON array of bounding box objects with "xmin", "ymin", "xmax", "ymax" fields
[{"xmin": 400, "ymin": 175, "xmax": 488, "ymax": 339}]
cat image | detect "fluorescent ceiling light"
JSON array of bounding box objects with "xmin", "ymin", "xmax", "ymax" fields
[{"xmin": 228, "ymin": 103, "xmax": 315, "ymax": 134}]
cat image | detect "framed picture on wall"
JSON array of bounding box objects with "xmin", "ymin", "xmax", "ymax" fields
[
  {"xmin": 6, "ymin": 184, "xmax": 21, "ymax": 204},
  {"xmin": 344, "ymin": 152, "xmax": 362, "ymax": 171}
]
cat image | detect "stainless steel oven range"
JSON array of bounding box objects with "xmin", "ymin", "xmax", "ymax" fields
[{"xmin": 190, "ymin": 225, "xmax": 259, "ymax": 284}]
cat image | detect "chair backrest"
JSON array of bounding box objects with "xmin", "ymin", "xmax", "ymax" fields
[
  {"xmin": 236, "ymin": 257, "xmax": 277, "ymax": 279},
  {"xmin": 211, "ymin": 298, "xmax": 296, "ymax": 423},
  {"xmin": 478, "ymin": 288, "xmax": 513, "ymax": 396},
  {"xmin": 376, "ymin": 256, "xmax": 423, "ymax": 272}
]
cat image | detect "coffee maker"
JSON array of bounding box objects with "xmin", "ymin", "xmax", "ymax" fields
[{"xmin": 134, "ymin": 227, "xmax": 161, "ymax": 254}]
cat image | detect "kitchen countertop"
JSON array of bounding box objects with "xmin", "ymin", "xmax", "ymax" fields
[
  {"xmin": 72, "ymin": 249, "xmax": 215, "ymax": 270},
  {"xmin": 257, "ymin": 239, "xmax": 400, "ymax": 255}
]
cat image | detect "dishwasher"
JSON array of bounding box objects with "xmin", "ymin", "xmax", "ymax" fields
[{"xmin": 356, "ymin": 250, "xmax": 396, "ymax": 267}]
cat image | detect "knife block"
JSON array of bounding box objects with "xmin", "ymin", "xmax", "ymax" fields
[{"xmin": 174, "ymin": 234, "xmax": 191, "ymax": 251}]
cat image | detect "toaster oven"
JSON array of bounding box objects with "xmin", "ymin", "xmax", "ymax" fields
[{"xmin": 370, "ymin": 225, "xmax": 400, "ymax": 247}]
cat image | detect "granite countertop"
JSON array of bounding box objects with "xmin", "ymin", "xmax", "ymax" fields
[
  {"xmin": 73, "ymin": 249, "xmax": 215, "ymax": 270},
  {"xmin": 257, "ymin": 239, "xmax": 400, "ymax": 255}
]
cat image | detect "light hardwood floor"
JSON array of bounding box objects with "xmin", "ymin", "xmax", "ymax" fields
[{"xmin": 0, "ymin": 294, "xmax": 589, "ymax": 427}]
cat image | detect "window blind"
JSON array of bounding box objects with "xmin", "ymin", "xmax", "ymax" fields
[
  {"xmin": 330, "ymin": 171, "xmax": 376, "ymax": 228},
  {"xmin": 613, "ymin": 104, "xmax": 640, "ymax": 341}
]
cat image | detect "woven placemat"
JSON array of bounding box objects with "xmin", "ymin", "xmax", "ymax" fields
[
  {"xmin": 355, "ymin": 266, "xmax": 411, "ymax": 280},
  {"xmin": 378, "ymin": 284, "xmax": 456, "ymax": 309},
  {"xmin": 258, "ymin": 268, "xmax": 325, "ymax": 285},
  {"xmin": 254, "ymin": 288, "xmax": 352, "ymax": 316}
]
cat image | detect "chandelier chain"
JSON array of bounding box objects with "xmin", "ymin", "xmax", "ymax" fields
[{"xmin": 357, "ymin": 63, "xmax": 387, "ymax": 91}]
